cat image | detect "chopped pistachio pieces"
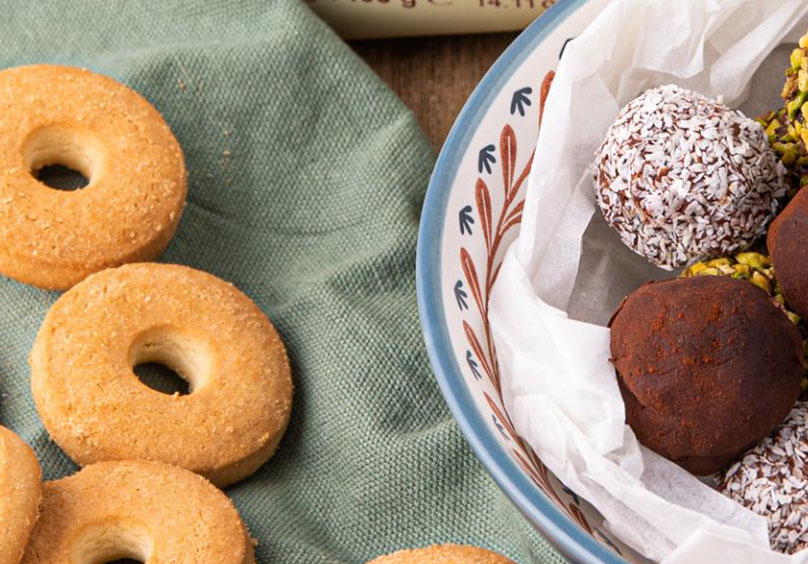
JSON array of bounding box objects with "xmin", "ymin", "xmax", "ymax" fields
[
  {"xmin": 792, "ymin": 47, "xmax": 803, "ymax": 70},
  {"xmin": 683, "ymin": 253, "xmax": 780, "ymax": 304},
  {"xmin": 757, "ymin": 30, "xmax": 808, "ymax": 199},
  {"xmin": 684, "ymin": 254, "xmax": 776, "ymax": 294},
  {"xmin": 735, "ymin": 252, "xmax": 771, "ymax": 268},
  {"xmin": 758, "ymin": 109, "xmax": 808, "ymax": 198},
  {"xmin": 751, "ymin": 271, "xmax": 772, "ymax": 293}
]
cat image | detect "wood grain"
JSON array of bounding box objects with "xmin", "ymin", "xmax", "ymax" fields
[{"xmin": 352, "ymin": 33, "xmax": 518, "ymax": 149}]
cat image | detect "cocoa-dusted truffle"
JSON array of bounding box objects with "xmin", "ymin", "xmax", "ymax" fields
[
  {"xmin": 610, "ymin": 276, "xmax": 803, "ymax": 475},
  {"xmin": 682, "ymin": 252, "xmax": 808, "ymax": 395},
  {"xmin": 594, "ymin": 84, "xmax": 786, "ymax": 270},
  {"xmin": 768, "ymin": 187, "xmax": 808, "ymax": 321}
]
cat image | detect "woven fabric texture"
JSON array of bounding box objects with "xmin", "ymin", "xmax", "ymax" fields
[{"xmin": 0, "ymin": 1, "xmax": 564, "ymax": 562}]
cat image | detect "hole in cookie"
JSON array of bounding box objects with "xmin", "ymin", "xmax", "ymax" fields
[
  {"xmin": 129, "ymin": 328, "xmax": 212, "ymax": 395},
  {"xmin": 33, "ymin": 163, "xmax": 89, "ymax": 191},
  {"xmin": 22, "ymin": 124, "xmax": 104, "ymax": 192},
  {"xmin": 73, "ymin": 523, "xmax": 152, "ymax": 564},
  {"xmin": 133, "ymin": 362, "xmax": 190, "ymax": 396}
]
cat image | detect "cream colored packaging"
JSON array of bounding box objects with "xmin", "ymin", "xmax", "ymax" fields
[{"xmin": 307, "ymin": 0, "xmax": 555, "ymax": 40}]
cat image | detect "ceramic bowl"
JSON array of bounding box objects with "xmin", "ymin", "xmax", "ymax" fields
[{"xmin": 416, "ymin": 1, "xmax": 646, "ymax": 562}]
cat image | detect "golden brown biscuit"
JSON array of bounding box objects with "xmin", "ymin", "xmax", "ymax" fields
[
  {"xmin": 366, "ymin": 544, "xmax": 517, "ymax": 564},
  {"xmin": 21, "ymin": 460, "xmax": 254, "ymax": 564},
  {"xmin": 30, "ymin": 262, "xmax": 293, "ymax": 488},
  {"xmin": 0, "ymin": 64, "xmax": 186, "ymax": 290},
  {"xmin": 0, "ymin": 426, "xmax": 41, "ymax": 564}
]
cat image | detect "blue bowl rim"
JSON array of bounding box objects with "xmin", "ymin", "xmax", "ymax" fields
[{"xmin": 415, "ymin": 2, "xmax": 628, "ymax": 563}]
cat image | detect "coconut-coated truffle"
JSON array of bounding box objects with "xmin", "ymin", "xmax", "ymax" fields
[
  {"xmin": 594, "ymin": 84, "xmax": 786, "ymax": 270},
  {"xmin": 720, "ymin": 402, "xmax": 808, "ymax": 554},
  {"xmin": 610, "ymin": 276, "xmax": 803, "ymax": 475}
]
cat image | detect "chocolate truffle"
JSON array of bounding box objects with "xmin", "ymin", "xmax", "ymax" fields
[
  {"xmin": 594, "ymin": 84, "xmax": 786, "ymax": 270},
  {"xmin": 720, "ymin": 402, "xmax": 808, "ymax": 554},
  {"xmin": 682, "ymin": 252, "xmax": 808, "ymax": 395},
  {"xmin": 768, "ymin": 187, "xmax": 808, "ymax": 321},
  {"xmin": 681, "ymin": 252, "xmax": 800, "ymax": 324},
  {"xmin": 610, "ymin": 276, "xmax": 803, "ymax": 475}
]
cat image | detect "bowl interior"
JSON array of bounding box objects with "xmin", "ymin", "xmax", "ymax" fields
[{"xmin": 416, "ymin": 1, "xmax": 647, "ymax": 562}]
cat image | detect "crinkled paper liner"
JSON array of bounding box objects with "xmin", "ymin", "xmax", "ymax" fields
[{"xmin": 489, "ymin": 1, "xmax": 808, "ymax": 562}]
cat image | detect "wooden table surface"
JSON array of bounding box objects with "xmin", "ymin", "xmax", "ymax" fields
[{"xmin": 352, "ymin": 33, "xmax": 519, "ymax": 150}]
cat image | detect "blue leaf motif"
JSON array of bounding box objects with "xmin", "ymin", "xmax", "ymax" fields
[
  {"xmin": 459, "ymin": 205, "xmax": 475, "ymax": 235},
  {"xmin": 510, "ymin": 87, "xmax": 533, "ymax": 117},
  {"xmin": 491, "ymin": 413, "xmax": 510, "ymax": 441},
  {"xmin": 478, "ymin": 144, "xmax": 496, "ymax": 174},
  {"xmin": 454, "ymin": 280, "xmax": 468, "ymax": 310},
  {"xmin": 466, "ymin": 350, "xmax": 481, "ymax": 380}
]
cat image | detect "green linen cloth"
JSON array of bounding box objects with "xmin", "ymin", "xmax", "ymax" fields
[{"xmin": 0, "ymin": 1, "xmax": 564, "ymax": 562}]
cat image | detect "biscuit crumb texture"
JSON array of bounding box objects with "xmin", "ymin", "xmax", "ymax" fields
[
  {"xmin": 30, "ymin": 263, "xmax": 293, "ymax": 488},
  {"xmin": 21, "ymin": 460, "xmax": 254, "ymax": 563},
  {"xmin": 366, "ymin": 544, "xmax": 516, "ymax": 564},
  {"xmin": 0, "ymin": 427, "xmax": 42, "ymax": 564},
  {"xmin": 0, "ymin": 65, "xmax": 187, "ymax": 289}
]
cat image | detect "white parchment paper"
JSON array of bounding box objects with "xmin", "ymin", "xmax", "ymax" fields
[{"xmin": 487, "ymin": 1, "xmax": 808, "ymax": 562}]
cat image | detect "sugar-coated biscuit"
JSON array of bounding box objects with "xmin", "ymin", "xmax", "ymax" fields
[
  {"xmin": 30, "ymin": 262, "xmax": 293, "ymax": 488},
  {"xmin": 21, "ymin": 460, "xmax": 254, "ymax": 563},
  {"xmin": 366, "ymin": 544, "xmax": 517, "ymax": 563},
  {"xmin": 0, "ymin": 64, "xmax": 186, "ymax": 290},
  {"xmin": 0, "ymin": 426, "xmax": 41, "ymax": 564}
]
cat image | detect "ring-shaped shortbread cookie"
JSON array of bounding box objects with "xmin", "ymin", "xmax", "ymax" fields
[
  {"xmin": 0, "ymin": 426, "xmax": 41, "ymax": 564},
  {"xmin": 366, "ymin": 544, "xmax": 517, "ymax": 563},
  {"xmin": 0, "ymin": 64, "xmax": 186, "ymax": 290},
  {"xmin": 30, "ymin": 262, "xmax": 293, "ymax": 488},
  {"xmin": 20, "ymin": 460, "xmax": 254, "ymax": 564}
]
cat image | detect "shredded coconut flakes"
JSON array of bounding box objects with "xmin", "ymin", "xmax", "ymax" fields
[
  {"xmin": 593, "ymin": 84, "xmax": 786, "ymax": 270},
  {"xmin": 719, "ymin": 402, "xmax": 808, "ymax": 554}
]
